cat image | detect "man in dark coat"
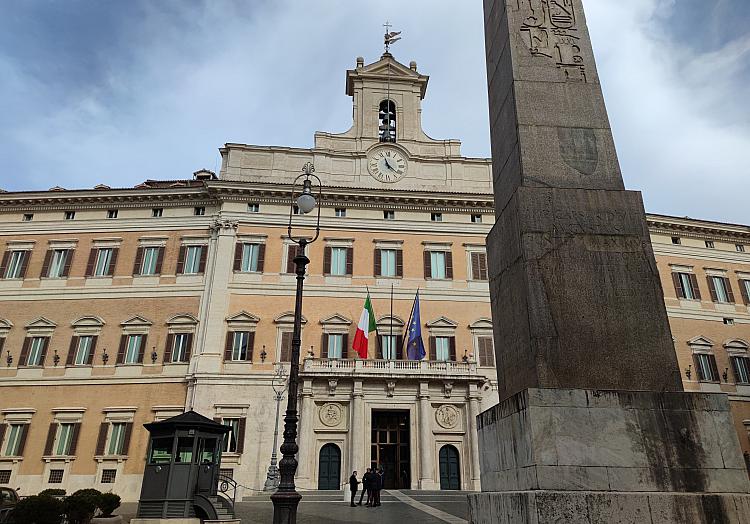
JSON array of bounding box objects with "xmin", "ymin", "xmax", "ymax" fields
[
  {"xmin": 359, "ymin": 468, "xmax": 372, "ymax": 506},
  {"xmin": 372, "ymin": 468, "xmax": 383, "ymax": 507},
  {"xmin": 349, "ymin": 470, "xmax": 359, "ymax": 507}
]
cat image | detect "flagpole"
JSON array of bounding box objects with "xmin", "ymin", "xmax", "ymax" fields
[
  {"xmin": 390, "ymin": 284, "xmax": 394, "ymax": 359},
  {"xmin": 400, "ymin": 288, "xmax": 419, "ymax": 359},
  {"xmin": 367, "ymin": 285, "xmax": 382, "ymax": 359}
]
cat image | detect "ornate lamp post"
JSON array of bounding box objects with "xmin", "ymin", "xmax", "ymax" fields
[
  {"xmin": 264, "ymin": 363, "xmax": 289, "ymax": 490},
  {"xmin": 271, "ymin": 162, "xmax": 322, "ymax": 523}
]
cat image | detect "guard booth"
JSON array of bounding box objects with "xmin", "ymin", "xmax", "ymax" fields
[{"xmin": 135, "ymin": 411, "xmax": 237, "ymax": 521}]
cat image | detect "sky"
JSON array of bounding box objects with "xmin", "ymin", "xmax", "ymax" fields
[{"xmin": 0, "ymin": 0, "xmax": 748, "ymax": 224}]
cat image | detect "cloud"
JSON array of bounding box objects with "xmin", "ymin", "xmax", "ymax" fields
[{"xmin": 0, "ymin": 0, "xmax": 747, "ymax": 224}]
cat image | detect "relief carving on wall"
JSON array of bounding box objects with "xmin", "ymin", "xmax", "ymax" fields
[
  {"xmin": 319, "ymin": 403, "xmax": 342, "ymax": 427},
  {"xmin": 558, "ymin": 127, "xmax": 598, "ymax": 175},
  {"xmin": 518, "ymin": 0, "xmax": 586, "ymax": 82},
  {"xmin": 435, "ymin": 404, "xmax": 460, "ymax": 430}
]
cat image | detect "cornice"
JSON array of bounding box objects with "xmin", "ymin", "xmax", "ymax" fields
[{"xmin": 647, "ymin": 215, "xmax": 750, "ymax": 242}]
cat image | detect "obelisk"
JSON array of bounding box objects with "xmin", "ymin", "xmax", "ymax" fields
[{"xmin": 469, "ymin": 1, "xmax": 750, "ymax": 522}]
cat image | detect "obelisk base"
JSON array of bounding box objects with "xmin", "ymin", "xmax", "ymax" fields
[{"xmin": 468, "ymin": 388, "xmax": 750, "ymax": 523}]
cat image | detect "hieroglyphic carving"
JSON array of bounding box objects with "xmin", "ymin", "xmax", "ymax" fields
[{"xmin": 518, "ymin": 0, "xmax": 586, "ymax": 82}]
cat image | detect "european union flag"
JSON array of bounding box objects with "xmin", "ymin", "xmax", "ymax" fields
[{"xmin": 407, "ymin": 291, "xmax": 426, "ymax": 360}]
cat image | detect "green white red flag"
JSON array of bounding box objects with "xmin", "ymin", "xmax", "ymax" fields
[{"xmin": 352, "ymin": 293, "xmax": 376, "ymax": 358}]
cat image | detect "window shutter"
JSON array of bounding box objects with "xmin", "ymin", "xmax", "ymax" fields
[
  {"xmin": 396, "ymin": 250, "xmax": 403, "ymax": 277},
  {"xmin": 471, "ymin": 253, "xmax": 481, "ymax": 281},
  {"xmin": 346, "ymin": 247, "xmax": 354, "ymax": 275},
  {"xmin": 396, "ymin": 335, "xmax": 404, "ymax": 360},
  {"xmin": 0, "ymin": 251, "xmax": 10, "ymax": 277},
  {"xmin": 672, "ymin": 273, "xmax": 684, "ymax": 298},
  {"xmin": 233, "ymin": 243, "xmax": 244, "ymax": 271},
  {"xmin": 708, "ymin": 355, "xmax": 720, "ymax": 382},
  {"xmin": 87, "ymin": 336, "xmax": 98, "ymax": 365},
  {"xmin": 693, "ymin": 354, "xmax": 704, "ymax": 381},
  {"xmin": 85, "ymin": 249, "xmax": 98, "ymax": 277},
  {"xmin": 323, "ymin": 246, "xmax": 332, "ymax": 275},
  {"xmin": 95, "ymin": 422, "xmax": 108, "ymax": 455},
  {"xmin": 122, "ymin": 423, "xmax": 133, "ymax": 455},
  {"xmin": 429, "ymin": 336, "xmax": 436, "ymax": 361},
  {"xmin": 0, "ymin": 425, "xmax": 5, "ymax": 453},
  {"xmin": 69, "ymin": 423, "xmax": 81, "ymax": 455},
  {"xmin": 374, "ymin": 249, "xmax": 381, "ymax": 277},
  {"xmin": 107, "ymin": 248, "xmax": 119, "ymax": 276},
  {"xmin": 184, "ymin": 333, "xmax": 194, "ymax": 361},
  {"xmin": 286, "ymin": 245, "xmax": 298, "ymax": 274},
  {"xmin": 707, "ymin": 276, "xmax": 718, "ymax": 302},
  {"xmin": 198, "ymin": 246, "xmax": 208, "ymax": 273},
  {"xmin": 342, "ymin": 333, "xmax": 350, "ymax": 358},
  {"xmin": 39, "ymin": 337, "xmax": 49, "ymax": 366},
  {"xmin": 133, "ymin": 247, "xmax": 144, "ymax": 275},
  {"xmin": 163, "ymin": 334, "xmax": 174, "ymax": 364},
  {"xmin": 445, "ymin": 251, "xmax": 454, "ymax": 279},
  {"xmin": 689, "ymin": 274, "xmax": 701, "ymax": 300},
  {"xmin": 18, "ymin": 251, "xmax": 30, "ymax": 279},
  {"xmin": 137, "ymin": 335, "xmax": 147, "ymax": 363},
  {"xmin": 246, "ymin": 332, "xmax": 255, "ymax": 361},
  {"xmin": 155, "ymin": 247, "xmax": 165, "ymax": 274},
  {"xmin": 478, "ymin": 253, "xmax": 488, "ymax": 280},
  {"xmin": 281, "ymin": 332, "xmax": 293, "ymax": 362},
  {"xmin": 731, "ymin": 357, "xmax": 740, "ymax": 384},
  {"xmin": 257, "ymin": 244, "xmax": 266, "ymax": 272},
  {"xmin": 19, "ymin": 338, "xmax": 30, "ymax": 366},
  {"xmin": 449, "ymin": 337, "xmax": 457, "ymax": 361},
  {"xmin": 176, "ymin": 246, "xmax": 186, "ymax": 274},
  {"xmin": 236, "ymin": 418, "xmax": 246, "ymax": 454},
  {"xmin": 0, "ymin": 338, "xmax": 4, "ymax": 355},
  {"xmin": 481, "ymin": 337, "xmax": 495, "ymax": 367},
  {"xmin": 66, "ymin": 336, "xmax": 79, "ymax": 366},
  {"xmin": 44, "ymin": 423, "xmax": 58, "ymax": 456},
  {"xmin": 321, "ymin": 334, "xmax": 329, "ymax": 359},
  {"xmin": 16, "ymin": 424, "xmax": 28, "ymax": 456},
  {"xmin": 740, "ymin": 280, "xmax": 750, "ymax": 305},
  {"xmin": 61, "ymin": 249, "xmax": 74, "ymax": 277},
  {"xmin": 423, "ymin": 251, "xmax": 431, "ymax": 279},
  {"xmin": 724, "ymin": 278, "xmax": 735, "ymax": 303},
  {"xmin": 116, "ymin": 335, "xmax": 127, "ymax": 364},
  {"xmin": 41, "ymin": 249, "xmax": 53, "ymax": 278},
  {"xmin": 224, "ymin": 332, "xmax": 234, "ymax": 361}
]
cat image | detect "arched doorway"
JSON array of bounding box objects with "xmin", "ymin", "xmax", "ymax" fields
[
  {"xmin": 317, "ymin": 443, "xmax": 341, "ymax": 490},
  {"xmin": 439, "ymin": 445, "xmax": 461, "ymax": 490}
]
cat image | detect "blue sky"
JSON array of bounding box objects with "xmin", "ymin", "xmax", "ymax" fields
[{"xmin": 0, "ymin": 0, "xmax": 748, "ymax": 224}]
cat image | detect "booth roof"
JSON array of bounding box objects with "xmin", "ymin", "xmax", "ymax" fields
[{"xmin": 143, "ymin": 410, "xmax": 231, "ymax": 434}]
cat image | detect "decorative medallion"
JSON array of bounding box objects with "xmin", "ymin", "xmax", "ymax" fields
[
  {"xmin": 435, "ymin": 405, "xmax": 459, "ymax": 430},
  {"xmin": 319, "ymin": 403, "xmax": 342, "ymax": 427},
  {"xmin": 367, "ymin": 147, "xmax": 408, "ymax": 183}
]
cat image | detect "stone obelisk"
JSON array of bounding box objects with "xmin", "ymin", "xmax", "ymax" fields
[{"xmin": 470, "ymin": 1, "xmax": 750, "ymax": 522}]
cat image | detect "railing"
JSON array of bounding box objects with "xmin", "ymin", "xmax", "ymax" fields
[
  {"xmin": 217, "ymin": 473, "xmax": 238, "ymax": 514},
  {"xmin": 301, "ymin": 357, "xmax": 478, "ymax": 376}
]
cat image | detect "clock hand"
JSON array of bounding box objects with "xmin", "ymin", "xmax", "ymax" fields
[{"xmin": 384, "ymin": 158, "xmax": 396, "ymax": 171}]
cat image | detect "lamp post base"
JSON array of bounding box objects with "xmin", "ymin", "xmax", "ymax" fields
[{"xmin": 270, "ymin": 490, "xmax": 302, "ymax": 524}]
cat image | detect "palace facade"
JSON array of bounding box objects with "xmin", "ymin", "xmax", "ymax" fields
[{"xmin": 0, "ymin": 54, "xmax": 749, "ymax": 501}]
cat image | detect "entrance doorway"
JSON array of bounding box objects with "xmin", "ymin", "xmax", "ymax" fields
[
  {"xmin": 371, "ymin": 410, "xmax": 410, "ymax": 489},
  {"xmin": 439, "ymin": 445, "xmax": 461, "ymax": 490},
  {"xmin": 317, "ymin": 443, "xmax": 341, "ymax": 490}
]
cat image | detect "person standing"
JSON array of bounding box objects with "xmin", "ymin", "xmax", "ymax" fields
[
  {"xmin": 349, "ymin": 470, "xmax": 359, "ymax": 507},
  {"xmin": 372, "ymin": 468, "xmax": 383, "ymax": 507},
  {"xmin": 359, "ymin": 468, "xmax": 371, "ymax": 506}
]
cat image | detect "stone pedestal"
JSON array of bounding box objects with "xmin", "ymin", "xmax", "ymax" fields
[{"xmin": 468, "ymin": 389, "xmax": 750, "ymax": 523}]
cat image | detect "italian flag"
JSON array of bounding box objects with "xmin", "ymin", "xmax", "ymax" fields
[{"xmin": 352, "ymin": 293, "xmax": 376, "ymax": 359}]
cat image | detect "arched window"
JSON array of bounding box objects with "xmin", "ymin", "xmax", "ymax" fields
[{"xmin": 378, "ymin": 100, "xmax": 396, "ymax": 142}]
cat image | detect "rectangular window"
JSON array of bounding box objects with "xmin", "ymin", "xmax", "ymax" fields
[
  {"xmin": 64, "ymin": 211, "xmax": 75, "ymax": 220},
  {"xmin": 22, "ymin": 214, "xmax": 33, "ymax": 222},
  {"xmin": 280, "ymin": 331, "xmax": 292, "ymax": 362},
  {"xmin": 292, "ymin": 205, "xmax": 301, "ymax": 215},
  {"xmin": 171, "ymin": 333, "xmax": 190, "ymax": 363},
  {"xmin": 335, "ymin": 208, "xmax": 347, "ymax": 217},
  {"xmin": 48, "ymin": 469, "xmax": 64, "ymax": 483},
  {"xmin": 194, "ymin": 207, "xmax": 205, "ymax": 216},
  {"xmin": 380, "ymin": 249, "xmax": 397, "ymax": 277},
  {"xmin": 0, "ymin": 470, "xmax": 10, "ymax": 484},
  {"xmin": 93, "ymin": 248, "xmax": 113, "ymax": 276},
  {"xmin": 3, "ymin": 424, "xmax": 24, "ymax": 456},
  {"xmin": 55, "ymin": 424, "xmax": 74, "ymax": 455},
  {"xmin": 101, "ymin": 469, "xmax": 117, "ymax": 483},
  {"xmin": 711, "ymin": 276, "xmax": 731, "ymax": 303},
  {"xmin": 47, "ymin": 249, "xmax": 69, "ymax": 278},
  {"xmin": 705, "ymin": 240, "xmax": 715, "ymax": 248},
  {"xmin": 383, "ymin": 210, "xmax": 395, "ymax": 220},
  {"xmin": 744, "ymin": 280, "xmax": 750, "ymax": 304},
  {"xmin": 241, "ymin": 243, "xmax": 260, "ymax": 272},
  {"xmin": 430, "ymin": 251, "xmax": 447, "ymax": 279},
  {"xmin": 330, "ymin": 247, "xmax": 348, "ymax": 276},
  {"xmin": 435, "ymin": 337, "xmax": 451, "ymax": 362},
  {"xmin": 140, "ymin": 247, "xmax": 160, "ymax": 275},
  {"xmin": 108, "ymin": 423, "xmax": 126, "ymax": 455},
  {"xmin": 248, "ymin": 203, "xmax": 259, "ymax": 213},
  {"xmin": 74, "ymin": 336, "xmax": 94, "ymax": 365},
  {"xmin": 222, "ymin": 418, "xmax": 240, "ymax": 453},
  {"xmin": 723, "ymin": 318, "xmax": 735, "ymax": 325},
  {"xmin": 694, "ymin": 353, "xmax": 719, "ymax": 382},
  {"xmin": 152, "ymin": 208, "xmax": 163, "ymax": 217},
  {"xmin": 380, "ymin": 335, "xmax": 398, "ymax": 360},
  {"xmin": 477, "ymin": 336, "xmax": 495, "ymax": 367},
  {"xmin": 327, "ymin": 334, "xmax": 344, "ymax": 359},
  {"xmin": 471, "ymin": 214, "xmax": 482, "ymax": 224},
  {"xmin": 231, "ymin": 332, "xmax": 251, "ymax": 361},
  {"xmin": 4, "ymin": 251, "xmax": 27, "ymax": 279},
  {"xmin": 737, "ymin": 244, "xmax": 746, "ymax": 253},
  {"xmin": 471, "ymin": 252, "xmax": 488, "ymax": 281},
  {"xmin": 107, "ymin": 209, "xmax": 118, "ymax": 219},
  {"xmin": 26, "ymin": 337, "xmax": 46, "ymax": 366},
  {"xmin": 124, "ymin": 334, "xmax": 143, "ymax": 364},
  {"xmin": 676, "ymin": 273, "xmax": 696, "ymax": 300},
  {"xmin": 671, "ymin": 236, "xmax": 681, "ymax": 245},
  {"xmin": 732, "ymin": 356, "xmax": 750, "ymax": 384},
  {"xmin": 183, "ymin": 246, "xmax": 203, "ymax": 274},
  {"xmin": 431, "ymin": 213, "xmax": 443, "ymax": 222}
]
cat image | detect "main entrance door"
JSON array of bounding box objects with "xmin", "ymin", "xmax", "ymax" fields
[
  {"xmin": 371, "ymin": 411, "xmax": 410, "ymax": 489},
  {"xmin": 439, "ymin": 445, "xmax": 461, "ymax": 490},
  {"xmin": 317, "ymin": 443, "xmax": 341, "ymax": 490}
]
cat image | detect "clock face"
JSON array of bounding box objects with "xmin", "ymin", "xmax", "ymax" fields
[{"xmin": 367, "ymin": 148, "xmax": 407, "ymax": 183}]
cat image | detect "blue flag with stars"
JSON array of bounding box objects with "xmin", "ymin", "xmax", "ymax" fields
[{"xmin": 407, "ymin": 291, "xmax": 426, "ymax": 360}]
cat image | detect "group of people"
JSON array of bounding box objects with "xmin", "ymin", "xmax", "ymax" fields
[{"xmin": 348, "ymin": 467, "xmax": 384, "ymax": 507}]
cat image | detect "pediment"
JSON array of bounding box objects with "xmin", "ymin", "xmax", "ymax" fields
[
  {"xmin": 274, "ymin": 312, "xmax": 307, "ymax": 325},
  {"xmin": 362, "ymin": 58, "xmax": 420, "ymax": 79},
  {"xmin": 25, "ymin": 317, "xmax": 57, "ymax": 329},
  {"xmin": 225, "ymin": 311, "xmax": 260, "ymax": 324},
  {"xmin": 376, "ymin": 315, "xmax": 404, "ymax": 327},
  {"xmin": 724, "ymin": 339, "xmax": 749, "ymax": 351},
  {"xmin": 121, "ymin": 315, "xmax": 153, "ymax": 327},
  {"xmin": 167, "ymin": 313, "xmax": 199, "ymax": 326},
  {"xmin": 469, "ymin": 318, "xmax": 493, "ymax": 330},
  {"xmin": 320, "ymin": 314, "xmax": 352, "ymax": 326},
  {"xmin": 426, "ymin": 316, "xmax": 458, "ymax": 329},
  {"xmin": 687, "ymin": 336, "xmax": 714, "ymax": 347},
  {"xmin": 0, "ymin": 319, "xmax": 13, "ymax": 329},
  {"xmin": 346, "ymin": 54, "xmax": 430, "ymax": 98},
  {"xmin": 71, "ymin": 316, "xmax": 105, "ymax": 328}
]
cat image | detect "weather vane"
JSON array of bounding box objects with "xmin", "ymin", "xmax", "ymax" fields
[{"xmin": 383, "ymin": 21, "xmax": 401, "ymax": 53}]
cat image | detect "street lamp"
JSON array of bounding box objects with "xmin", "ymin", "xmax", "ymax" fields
[
  {"xmin": 264, "ymin": 363, "xmax": 289, "ymax": 490},
  {"xmin": 271, "ymin": 162, "xmax": 322, "ymax": 523}
]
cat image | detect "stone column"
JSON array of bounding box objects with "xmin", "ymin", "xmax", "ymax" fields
[
  {"xmin": 294, "ymin": 379, "xmax": 315, "ymax": 489},
  {"xmin": 349, "ymin": 380, "xmax": 365, "ymax": 473},
  {"xmin": 417, "ymin": 381, "xmax": 436, "ymax": 489},
  {"xmin": 467, "ymin": 384, "xmax": 481, "ymax": 491}
]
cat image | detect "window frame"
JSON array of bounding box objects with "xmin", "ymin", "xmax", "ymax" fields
[
  {"xmin": 4, "ymin": 250, "xmax": 28, "ymax": 279},
  {"xmin": 694, "ymin": 352, "xmax": 720, "ymax": 382},
  {"xmin": 123, "ymin": 334, "xmax": 143, "ymax": 364}
]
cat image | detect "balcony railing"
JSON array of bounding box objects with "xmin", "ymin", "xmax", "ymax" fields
[{"xmin": 300, "ymin": 357, "xmax": 478, "ymax": 376}]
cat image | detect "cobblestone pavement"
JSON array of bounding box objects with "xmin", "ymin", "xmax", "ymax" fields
[{"xmin": 119, "ymin": 490, "xmax": 470, "ymax": 523}]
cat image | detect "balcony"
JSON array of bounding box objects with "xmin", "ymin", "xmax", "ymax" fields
[{"xmin": 300, "ymin": 357, "xmax": 481, "ymax": 380}]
